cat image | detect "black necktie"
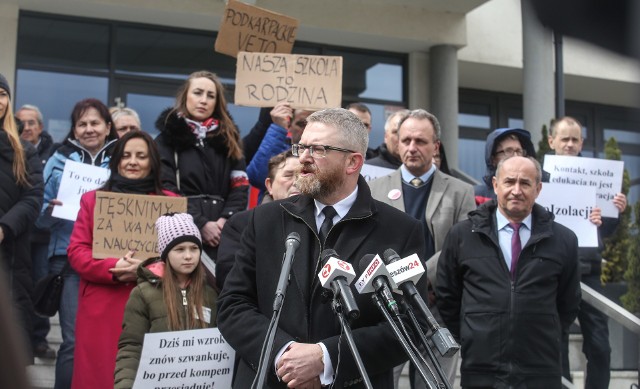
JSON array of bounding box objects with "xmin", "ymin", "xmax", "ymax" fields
[{"xmin": 319, "ymin": 206, "xmax": 337, "ymax": 244}]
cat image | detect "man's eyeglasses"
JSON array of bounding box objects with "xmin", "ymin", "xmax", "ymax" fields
[
  {"xmin": 116, "ymin": 125, "xmax": 140, "ymax": 133},
  {"xmin": 494, "ymin": 148, "xmax": 526, "ymax": 158},
  {"xmin": 291, "ymin": 144, "xmax": 356, "ymax": 158}
]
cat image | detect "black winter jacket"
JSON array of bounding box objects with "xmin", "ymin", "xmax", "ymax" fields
[
  {"xmin": 365, "ymin": 143, "xmax": 401, "ymax": 170},
  {"xmin": 218, "ymin": 176, "xmax": 427, "ymax": 388},
  {"xmin": 0, "ymin": 129, "xmax": 44, "ymax": 350},
  {"xmin": 154, "ymin": 109, "xmax": 248, "ymax": 229},
  {"xmin": 436, "ymin": 200, "xmax": 581, "ymax": 388}
]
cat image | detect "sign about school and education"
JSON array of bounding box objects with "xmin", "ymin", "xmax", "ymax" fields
[
  {"xmin": 543, "ymin": 155, "xmax": 624, "ymax": 218},
  {"xmin": 536, "ymin": 183, "xmax": 598, "ymax": 247},
  {"xmin": 361, "ymin": 164, "xmax": 395, "ymax": 182},
  {"xmin": 92, "ymin": 192, "xmax": 187, "ymax": 260},
  {"xmin": 52, "ymin": 161, "xmax": 110, "ymax": 221},
  {"xmin": 215, "ymin": 0, "xmax": 299, "ymax": 58},
  {"xmin": 133, "ymin": 328, "xmax": 235, "ymax": 389},
  {"xmin": 235, "ymin": 51, "xmax": 343, "ymax": 109}
]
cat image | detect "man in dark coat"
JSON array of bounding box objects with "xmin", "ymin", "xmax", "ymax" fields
[
  {"xmin": 218, "ymin": 108, "xmax": 426, "ymax": 388},
  {"xmin": 16, "ymin": 104, "xmax": 58, "ymax": 359},
  {"xmin": 549, "ymin": 116, "xmax": 627, "ymax": 389},
  {"xmin": 437, "ymin": 156, "xmax": 581, "ymax": 388}
]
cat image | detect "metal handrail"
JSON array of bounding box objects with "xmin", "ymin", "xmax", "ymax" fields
[
  {"xmin": 579, "ymin": 281, "xmax": 640, "ymax": 388},
  {"xmin": 581, "ymin": 282, "xmax": 640, "ymax": 335}
]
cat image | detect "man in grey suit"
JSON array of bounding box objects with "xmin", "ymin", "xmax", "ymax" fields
[{"xmin": 369, "ymin": 109, "xmax": 475, "ymax": 389}]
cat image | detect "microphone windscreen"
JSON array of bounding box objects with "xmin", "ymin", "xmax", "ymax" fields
[{"xmin": 382, "ymin": 248, "xmax": 401, "ymax": 264}]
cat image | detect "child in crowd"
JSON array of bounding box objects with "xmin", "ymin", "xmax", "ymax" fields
[{"xmin": 114, "ymin": 213, "xmax": 218, "ymax": 389}]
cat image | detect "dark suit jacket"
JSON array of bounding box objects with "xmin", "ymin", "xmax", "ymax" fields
[{"xmin": 217, "ymin": 176, "xmax": 426, "ymax": 388}]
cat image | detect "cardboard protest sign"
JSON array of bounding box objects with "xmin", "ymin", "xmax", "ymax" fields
[
  {"xmin": 52, "ymin": 161, "xmax": 110, "ymax": 221},
  {"xmin": 543, "ymin": 155, "xmax": 624, "ymax": 218},
  {"xmin": 133, "ymin": 328, "xmax": 234, "ymax": 389},
  {"xmin": 235, "ymin": 51, "xmax": 342, "ymax": 109},
  {"xmin": 92, "ymin": 192, "xmax": 187, "ymax": 259},
  {"xmin": 215, "ymin": 0, "xmax": 299, "ymax": 58},
  {"xmin": 536, "ymin": 183, "xmax": 598, "ymax": 247}
]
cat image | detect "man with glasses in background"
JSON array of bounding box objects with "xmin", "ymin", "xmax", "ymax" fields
[
  {"xmin": 16, "ymin": 104, "xmax": 58, "ymax": 360},
  {"xmin": 218, "ymin": 108, "xmax": 426, "ymax": 388},
  {"xmin": 474, "ymin": 128, "xmax": 539, "ymax": 205}
]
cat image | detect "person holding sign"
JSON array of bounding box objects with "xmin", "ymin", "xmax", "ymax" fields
[
  {"xmin": 115, "ymin": 213, "xmax": 217, "ymax": 389},
  {"xmin": 155, "ymin": 71, "xmax": 249, "ymax": 266},
  {"xmin": 36, "ymin": 98, "xmax": 118, "ymax": 389},
  {"xmin": 66, "ymin": 131, "xmax": 178, "ymax": 389},
  {"xmin": 548, "ymin": 116, "xmax": 627, "ymax": 389},
  {"xmin": 0, "ymin": 73, "xmax": 44, "ymax": 363}
]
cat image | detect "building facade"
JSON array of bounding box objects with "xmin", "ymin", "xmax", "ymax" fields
[{"xmin": 1, "ymin": 0, "xmax": 638, "ymax": 203}]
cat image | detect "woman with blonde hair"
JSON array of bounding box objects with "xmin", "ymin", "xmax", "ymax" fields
[
  {"xmin": 155, "ymin": 71, "xmax": 248, "ymax": 274},
  {"xmin": 0, "ymin": 73, "xmax": 44, "ymax": 362}
]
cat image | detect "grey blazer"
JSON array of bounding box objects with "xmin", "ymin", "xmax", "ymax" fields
[{"xmin": 368, "ymin": 168, "xmax": 475, "ymax": 286}]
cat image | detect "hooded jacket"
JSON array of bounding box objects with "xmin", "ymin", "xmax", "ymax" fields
[
  {"xmin": 37, "ymin": 138, "xmax": 116, "ymax": 258},
  {"xmin": 436, "ymin": 200, "xmax": 581, "ymax": 388},
  {"xmin": 114, "ymin": 258, "xmax": 218, "ymax": 389},
  {"xmin": 474, "ymin": 128, "xmax": 538, "ymax": 204},
  {"xmin": 154, "ymin": 108, "xmax": 248, "ymax": 229}
]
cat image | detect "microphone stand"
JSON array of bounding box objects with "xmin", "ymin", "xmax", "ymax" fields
[
  {"xmin": 252, "ymin": 244, "xmax": 297, "ymax": 389},
  {"xmin": 401, "ymin": 299, "xmax": 452, "ymax": 389},
  {"xmin": 371, "ymin": 294, "xmax": 439, "ymax": 389},
  {"xmin": 330, "ymin": 298, "xmax": 374, "ymax": 389}
]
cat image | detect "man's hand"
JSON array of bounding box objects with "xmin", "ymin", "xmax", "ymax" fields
[
  {"xmin": 589, "ymin": 207, "xmax": 602, "ymax": 227},
  {"xmin": 46, "ymin": 199, "xmax": 63, "ymax": 216},
  {"xmin": 613, "ymin": 193, "xmax": 627, "ymax": 213},
  {"xmin": 270, "ymin": 102, "xmax": 293, "ymax": 129},
  {"xmin": 276, "ymin": 343, "xmax": 324, "ymax": 388}
]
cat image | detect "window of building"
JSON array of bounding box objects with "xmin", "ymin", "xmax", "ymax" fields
[{"xmin": 15, "ymin": 11, "xmax": 407, "ymax": 151}]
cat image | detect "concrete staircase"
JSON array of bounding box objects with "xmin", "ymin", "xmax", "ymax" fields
[
  {"xmin": 27, "ymin": 316, "xmax": 638, "ymax": 389},
  {"xmin": 27, "ymin": 314, "xmax": 60, "ymax": 389}
]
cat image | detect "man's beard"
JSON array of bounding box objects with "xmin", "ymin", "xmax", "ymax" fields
[{"xmin": 295, "ymin": 162, "xmax": 343, "ymax": 200}]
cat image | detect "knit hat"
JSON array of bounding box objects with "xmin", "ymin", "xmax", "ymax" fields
[
  {"xmin": 156, "ymin": 213, "xmax": 202, "ymax": 260},
  {"xmin": 0, "ymin": 73, "xmax": 10, "ymax": 100}
]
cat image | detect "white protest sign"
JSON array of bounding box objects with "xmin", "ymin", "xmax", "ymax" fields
[
  {"xmin": 52, "ymin": 161, "xmax": 110, "ymax": 221},
  {"xmin": 543, "ymin": 155, "xmax": 624, "ymax": 218},
  {"xmin": 361, "ymin": 164, "xmax": 394, "ymax": 182},
  {"xmin": 536, "ymin": 183, "xmax": 598, "ymax": 247},
  {"xmin": 133, "ymin": 328, "xmax": 235, "ymax": 389}
]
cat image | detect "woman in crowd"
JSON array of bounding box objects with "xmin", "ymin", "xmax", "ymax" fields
[
  {"xmin": 0, "ymin": 73, "xmax": 44, "ymax": 362},
  {"xmin": 37, "ymin": 98, "xmax": 118, "ymax": 389},
  {"xmin": 114, "ymin": 213, "xmax": 217, "ymax": 389},
  {"xmin": 110, "ymin": 106, "xmax": 141, "ymax": 138},
  {"xmin": 67, "ymin": 130, "xmax": 178, "ymax": 389},
  {"xmin": 155, "ymin": 70, "xmax": 248, "ymax": 266}
]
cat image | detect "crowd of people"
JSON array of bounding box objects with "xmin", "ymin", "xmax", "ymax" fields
[{"xmin": 0, "ymin": 68, "xmax": 629, "ymax": 389}]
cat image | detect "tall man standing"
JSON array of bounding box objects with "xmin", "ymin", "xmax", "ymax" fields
[
  {"xmin": 549, "ymin": 116, "xmax": 627, "ymax": 389},
  {"xmin": 218, "ymin": 108, "xmax": 426, "ymax": 388},
  {"xmin": 437, "ymin": 156, "xmax": 581, "ymax": 388},
  {"xmin": 15, "ymin": 104, "xmax": 57, "ymax": 359},
  {"xmin": 369, "ymin": 109, "xmax": 475, "ymax": 388}
]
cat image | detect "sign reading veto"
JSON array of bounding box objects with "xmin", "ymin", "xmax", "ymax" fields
[
  {"xmin": 235, "ymin": 51, "xmax": 343, "ymax": 109},
  {"xmin": 92, "ymin": 192, "xmax": 187, "ymax": 259},
  {"xmin": 215, "ymin": 0, "xmax": 298, "ymax": 58}
]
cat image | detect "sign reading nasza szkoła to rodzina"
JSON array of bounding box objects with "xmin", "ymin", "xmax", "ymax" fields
[
  {"xmin": 92, "ymin": 192, "xmax": 187, "ymax": 260},
  {"xmin": 235, "ymin": 52, "xmax": 343, "ymax": 109}
]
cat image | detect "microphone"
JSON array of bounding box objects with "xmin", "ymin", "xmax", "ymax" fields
[
  {"xmin": 318, "ymin": 249, "xmax": 360, "ymax": 320},
  {"xmin": 383, "ymin": 249, "xmax": 459, "ymax": 358},
  {"xmin": 355, "ymin": 254, "xmax": 399, "ymax": 316},
  {"xmin": 273, "ymin": 232, "xmax": 301, "ymax": 311}
]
